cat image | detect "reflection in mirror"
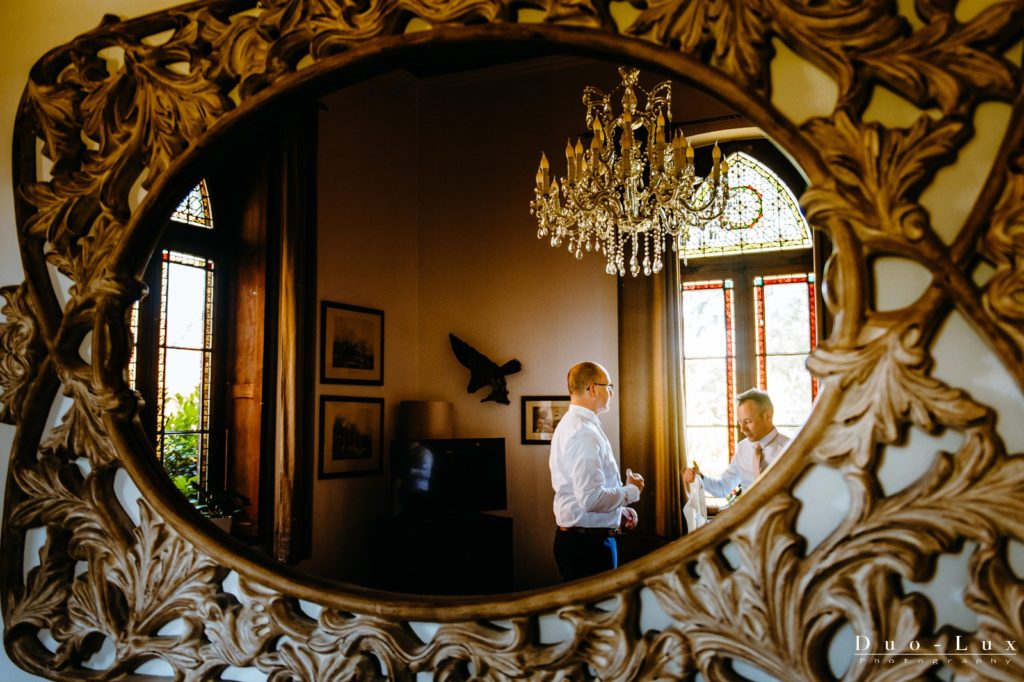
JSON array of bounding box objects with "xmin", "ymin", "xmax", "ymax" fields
[{"xmin": 131, "ymin": 51, "xmax": 823, "ymax": 596}]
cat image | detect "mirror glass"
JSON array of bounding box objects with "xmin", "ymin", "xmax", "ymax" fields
[{"xmin": 131, "ymin": 48, "xmax": 820, "ymax": 595}]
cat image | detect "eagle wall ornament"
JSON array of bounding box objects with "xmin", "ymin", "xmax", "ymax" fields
[{"xmin": 448, "ymin": 333, "xmax": 522, "ymax": 405}]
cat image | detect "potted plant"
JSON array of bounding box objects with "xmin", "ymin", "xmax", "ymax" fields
[{"xmin": 185, "ymin": 480, "xmax": 250, "ymax": 532}]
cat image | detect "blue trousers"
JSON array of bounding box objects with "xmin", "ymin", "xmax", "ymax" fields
[{"xmin": 553, "ymin": 529, "xmax": 618, "ymax": 582}]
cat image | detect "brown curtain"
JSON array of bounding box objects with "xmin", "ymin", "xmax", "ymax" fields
[
  {"xmin": 209, "ymin": 103, "xmax": 318, "ymax": 563},
  {"xmin": 617, "ymin": 261, "xmax": 687, "ymax": 542}
]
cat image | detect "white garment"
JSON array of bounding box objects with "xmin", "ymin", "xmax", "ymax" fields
[
  {"xmin": 683, "ymin": 475, "xmax": 707, "ymax": 531},
  {"xmin": 549, "ymin": 404, "xmax": 640, "ymax": 529},
  {"xmin": 700, "ymin": 428, "xmax": 790, "ymax": 498}
]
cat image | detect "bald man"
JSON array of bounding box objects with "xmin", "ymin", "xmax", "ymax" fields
[{"xmin": 549, "ymin": 361, "xmax": 645, "ymax": 581}]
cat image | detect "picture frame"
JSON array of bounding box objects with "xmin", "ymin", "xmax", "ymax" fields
[
  {"xmin": 521, "ymin": 396, "xmax": 570, "ymax": 444},
  {"xmin": 318, "ymin": 396, "xmax": 384, "ymax": 478},
  {"xmin": 320, "ymin": 301, "xmax": 384, "ymax": 385}
]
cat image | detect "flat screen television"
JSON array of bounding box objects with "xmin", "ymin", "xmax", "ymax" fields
[{"xmin": 392, "ymin": 438, "xmax": 507, "ymax": 514}]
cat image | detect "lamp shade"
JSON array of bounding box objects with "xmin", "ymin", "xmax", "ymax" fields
[{"xmin": 397, "ymin": 400, "xmax": 454, "ymax": 440}]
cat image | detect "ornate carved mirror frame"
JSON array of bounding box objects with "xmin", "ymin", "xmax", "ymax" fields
[{"xmin": 2, "ymin": 1, "xmax": 1023, "ymax": 678}]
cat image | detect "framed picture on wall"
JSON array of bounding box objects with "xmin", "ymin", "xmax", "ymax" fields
[
  {"xmin": 320, "ymin": 301, "xmax": 384, "ymax": 385},
  {"xmin": 318, "ymin": 396, "xmax": 384, "ymax": 478},
  {"xmin": 521, "ymin": 396, "xmax": 570, "ymax": 444}
]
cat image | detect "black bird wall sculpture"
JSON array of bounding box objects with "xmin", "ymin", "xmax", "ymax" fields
[{"xmin": 448, "ymin": 333, "xmax": 522, "ymax": 405}]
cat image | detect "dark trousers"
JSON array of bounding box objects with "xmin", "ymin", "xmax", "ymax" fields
[{"xmin": 553, "ymin": 529, "xmax": 618, "ymax": 582}]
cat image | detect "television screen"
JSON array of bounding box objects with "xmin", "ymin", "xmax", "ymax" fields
[{"xmin": 392, "ymin": 438, "xmax": 507, "ymax": 514}]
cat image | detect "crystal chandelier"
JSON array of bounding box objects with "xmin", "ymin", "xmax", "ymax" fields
[{"xmin": 530, "ymin": 67, "xmax": 730, "ymax": 276}]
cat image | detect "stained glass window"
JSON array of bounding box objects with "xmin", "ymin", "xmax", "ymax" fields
[
  {"xmin": 681, "ymin": 279, "xmax": 736, "ymax": 478},
  {"xmin": 680, "ymin": 152, "xmax": 812, "ymax": 259},
  {"xmin": 131, "ymin": 182, "xmax": 218, "ymax": 495},
  {"xmin": 170, "ymin": 180, "xmax": 214, "ymax": 229},
  {"xmin": 678, "ymin": 150, "xmax": 818, "ymax": 479},
  {"xmin": 754, "ymin": 273, "xmax": 818, "ymax": 438},
  {"xmin": 156, "ymin": 250, "xmax": 216, "ymax": 488}
]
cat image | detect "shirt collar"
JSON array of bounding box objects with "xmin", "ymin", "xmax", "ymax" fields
[
  {"xmin": 568, "ymin": 403, "xmax": 600, "ymax": 425},
  {"xmin": 756, "ymin": 428, "xmax": 780, "ymax": 448}
]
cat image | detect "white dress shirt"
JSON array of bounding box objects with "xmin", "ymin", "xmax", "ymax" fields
[
  {"xmin": 700, "ymin": 428, "xmax": 790, "ymax": 498},
  {"xmin": 549, "ymin": 404, "xmax": 640, "ymax": 529}
]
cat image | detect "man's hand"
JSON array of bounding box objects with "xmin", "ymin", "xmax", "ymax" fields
[
  {"xmin": 626, "ymin": 468, "xmax": 645, "ymax": 493},
  {"xmin": 683, "ymin": 461, "xmax": 701, "ymax": 484},
  {"xmin": 620, "ymin": 506, "xmax": 638, "ymax": 530}
]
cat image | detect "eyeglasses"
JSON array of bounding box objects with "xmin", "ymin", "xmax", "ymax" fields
[{"xmin": 592, "ymin": 383, "xmax": 615, "ymax": 392}]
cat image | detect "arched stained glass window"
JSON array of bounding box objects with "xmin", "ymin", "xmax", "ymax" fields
[
  {"xmin": 170, "ymin": 180, "xmax": 214, "ymax": 229},
  {"xmin": 680, "ymin": 152, "xmax": 811, "ymax": 260},
  {"xmin": 678, "ymin": 145, "xmax": 819, "ymax": 489},
  {"xmin": 133, "ymin": 181, "xmax": 220, "ymax": 493}
]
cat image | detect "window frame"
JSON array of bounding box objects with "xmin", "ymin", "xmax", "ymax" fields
[
  {"xmin": 136, "ymin": 184, "xmax": 231, "ymax": 495},
  {"xmin": 678, "ymin": 138, "xmax": 823, "ymax": 464}
]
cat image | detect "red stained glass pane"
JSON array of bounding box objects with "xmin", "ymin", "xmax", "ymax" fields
[
  {"xmin": 681, "ymin": 279, "xmax": 736, "ymax": 471},
  {"xmin": 754, "ymin": 272, "xmax": 817, "ymax": 423}
]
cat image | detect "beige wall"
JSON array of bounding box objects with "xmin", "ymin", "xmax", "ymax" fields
[{"xmin": 307, "ymin": 63, "xmax": 622, "ymax": 589}]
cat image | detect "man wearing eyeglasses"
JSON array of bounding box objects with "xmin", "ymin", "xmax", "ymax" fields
[
  {"xmin": 683, "ymin": 388, "xmax": 789, "ymax": 498},
  {"xmin": 549, "ymin": 361, "xmax": 645, "ymax": 581}
]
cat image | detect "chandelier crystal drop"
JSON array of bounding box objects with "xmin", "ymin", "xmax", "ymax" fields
[{"xmin": 530, "ymin": 67, "xmax": 730, "ymax": 277}]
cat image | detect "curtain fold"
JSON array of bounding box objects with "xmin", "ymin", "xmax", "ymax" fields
[{"xmin": 617, "ymin": 261, "xmax": 688, "ymax": 541}]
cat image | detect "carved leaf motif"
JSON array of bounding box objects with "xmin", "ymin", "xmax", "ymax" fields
[
  {"xmin": 4, "ymin": 531, "xmax": 74, "ymax": 632},
  {"xmin": 802, "ymin": 111, "xmax": 964, "ymax": 243},
  {"xmin": 62, "ymin": 560, "xmax": 129, "ymax": 664},
  {"xmin": 645, "ymin": 499, "xmax": 835, "ymax": 679},
  {"xmin": 197, "ymin": 12, "xmax": 272, "ymax": 91},
  {"xmin": 958, "ymin": 546, "xmax": 1024, "ymax": 681},
  {"xmin": 9, "ymin": 456, "xmax": 89, "ymax": 531},
  {"xmin": 78, "ymin": 41, "xmax": 229, "ymax": 194},
  {"xmin": 768, "ymin": 0, "xmax": 905, "ymax": 102},
  {"xmin": 982, "ymin": 168, "xmax": 1024, "ymax": 354},
  {"xmin": 23, "ymin": 81, "xmax": 84, "ymax": 176},
  {"xmin": 274, "ymin": 612, "xmax": 415, "ymax": 680},
  {"xmin": 857, "ymin": 4, "xmax": 1022, "ymax": 112},
  {"xmin": 627, "ymin": 0, "xmax": 771, "ymax": 91},
  {"xmin": 198, "ymin": 574, "xmax": 290, "ymax": 672},
  {"xmin": 808, "ymin": 327, "xmax": 988, "ymax": 465},
  {"xmin": 39, "ymin": 383, "xmax": 121, "ymax": 470},
  {"xmin": 812, "ymin": 430, "xmax": 1020, "ymax": 585},
  {"xmin": 107, "ymin": 502, "xmax": 222, "ymax": 641},
  {"xmin": 0, "ymin": 284, "xmax": 42, "ymax": 425}
]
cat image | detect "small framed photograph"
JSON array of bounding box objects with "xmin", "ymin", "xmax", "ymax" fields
[
  {"xmin": 320, "ymin": 301, "xmax": 384, "ymax": 385},
  {"xmin": 318, "ymin": 396, "xmax": 384, "ymax": 478},
  {"xmin": 521, "ymin": 396, "xmax": 570, "ymax": 444}
]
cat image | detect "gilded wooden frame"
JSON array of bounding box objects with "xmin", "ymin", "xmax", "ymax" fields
[{"xmin": 1, "ymin": 1, "xmax": 1022, "ymax": 679}]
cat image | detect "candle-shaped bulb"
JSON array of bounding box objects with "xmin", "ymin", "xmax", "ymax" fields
[
  {"xmin": 656, "ymin": 112, "xmax": 666, "ymax": 144},
  {"xmin": 721, "ymin": 158, "xmax": 729, "ymax": 175},
  {"xmin": 713, "ymin": 142, "xmax": 721, "ymax": 161},
  {"xmin": 565, "ymin": 139, "xmax": 576, "ymax": 183},
  {"xmin": 540, "ymin": 152, "xmax": 549, "ymax": 171},
  {"xmin": 686, "ymin": 140, "xmax": 694, "ymax": 162},
  {"xmin": 575, "ymin": 138, "xmax": 584, "ymax": 158}
]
